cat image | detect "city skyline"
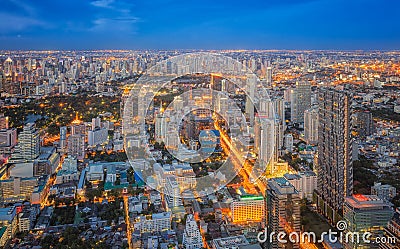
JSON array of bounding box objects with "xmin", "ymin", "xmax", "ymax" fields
[{"xmin": 1, "ymin": 0, "xmax": 400, "ymax": 50}]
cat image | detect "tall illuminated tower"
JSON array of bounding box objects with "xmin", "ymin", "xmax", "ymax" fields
[
  {"xmin": 245, "ymin": 74, "xmax": 257, "ymax": 125},
  {"xmin": 315, "ymin": 88, "xmax": 353, "ymax": 223},
  {"xmin": 291, "ymin": 81, "xmax": 311, "ymax": 124}
]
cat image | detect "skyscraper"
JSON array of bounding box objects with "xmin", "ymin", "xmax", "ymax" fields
[
  {"xmin": 291, "ymin": 82, "xmax": 311, "ymax": 124},
  {"xmin": 304, "ymin": 107, "xmax": 318, "ymax": 145},
  {"xmin": 254, "ymin": 116, "xmax": 274, "ymax": 166},
  {"xmin": 59, "ymin": 126, "xmax": 67, "ymax": 150},
  {"xmin": 266, "ymin": 66, "xmax": 272, "ymax": 87},
  {"xmin": 165, "ymin": 176, "xmax": 182, "ymax": 208},
  {"xmin": 3, "ymin": 57, "xmax": 13, "ymax": 77},
  {"xmin": 315, "ymin": 88, "xmax": 353, "ymax": 223},
  {"xmin": 245, "ymin": 74, "xmax": 257, "ymax": 125},
  {"xmin": 155, "ymin": 113, "xmax": 167, "ymax": 143},
  {"xmin": 266, "ymin": 177, "xmax": 301, "ymax": 249},
  {"xmin": 274, "ymin": 97, "xmax": 286, "ymax": 131},
  {"xmin": 18, "ymin": 123, "xmax": 40, "ymax": 161}
]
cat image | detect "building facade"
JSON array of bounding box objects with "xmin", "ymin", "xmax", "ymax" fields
[
  {"xmin": 315, "ymin": 88, "xmax": 353, "ymax": 223},
  {"xmin": 343, "ymin": 195, "xmax": 393, "ymax": 249},
  {"xmin": 231, "ymin": 195, "xmax": 265, "ymax": 224},
  {"xmin": 266, "ymin": 177, "xmax": 301, "ymax": 249},
  {"xmin": 291, "ymin": 81, "xmax": 311, "ymax": 124}
]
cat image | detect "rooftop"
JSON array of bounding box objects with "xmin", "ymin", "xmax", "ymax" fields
[
  {"xmin": 345, "ymin": 194, "xmax": 390, "ymax": 210},
  {"xmin": 268, "ymin": 177, "xmax": 297, "ymax": 195},
  {"xmin": 212, "ymin": 235, "xmax": 249, "ymax": 249}
]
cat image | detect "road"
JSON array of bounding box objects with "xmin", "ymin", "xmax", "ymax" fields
[
  {"xmin": 214, "ymin": 120, "xmax": 266, "ymax": 194},
  {"xmin": 123, "ymin": 194, "xmax": 133, "ymax": 249}
]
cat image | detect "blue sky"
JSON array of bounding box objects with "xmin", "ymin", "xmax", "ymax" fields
[{"xmin": 1, "ymin": 0, "xmax": 399, "ymax": 50}]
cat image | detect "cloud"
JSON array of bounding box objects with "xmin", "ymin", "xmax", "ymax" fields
[
  {"xmin": 90, "ymin": 17, "xmax": 140, "ymax": 33},
  {"xmin": 91, "ymin": 0, "xmax": 115, "ymax": 8},
  {"xmin": 0, "ymin": 13, "xmax": 48, "ymax": 33}
]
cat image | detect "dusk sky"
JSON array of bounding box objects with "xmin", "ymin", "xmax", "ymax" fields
[{"xmin": 1, "ymin": 0, "xmax": 399, "ymax": 50}]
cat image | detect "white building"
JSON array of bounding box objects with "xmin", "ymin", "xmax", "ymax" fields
[
  {"xmin": 62, "ymin": 155, "xmax": 77, "ymax": 171},
  {"xmin": 182, "ymin": 214, "xmax": 203, "ymax": 249},
  {"xmin": 155, "ymin": 114, "xmax": 167, "ymax": 143},
  {"xmin": 133, "ymin": 212, "xmax": 171, "ymax": 234},
  {"xmin": 11, "ymin": 123, "xmax": 40, "ymax": 162},
  {"xmin": 18, "ymin": 212, "xmax": 32, "ymax": 232},
  {"xmin": 88, "ymin": 127, "xmax": 108, "ymax": 147},
  {"xmin": 284, "ymin": 134, "xmax": 293, "ymax": 152},
  {"xmin": 86, "ymin": 164, "xmax": 104, "ymax": 182},
  {"xmin": 165, "ymin": 176, "xmax": 182, "ymax": 208},
  {"xmin": 284, "ymin": 171, "xmax": 317, "ymax": 201}
]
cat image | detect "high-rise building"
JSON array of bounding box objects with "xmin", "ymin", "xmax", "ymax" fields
[
  {"xmin": 34, "ymin": 147, "xmax": 60, "ymax": 176},
  {"xmin": 266, "ymin": 177, "xmax": 301, "ymax": 249},
  {"xmin": 67, "ymin": 134, "xmax": 85, "ymax": 160},
  {"xmin": 284, "ymin": 134, "xmax": 293, "ymax": 152},
  {"xmin": 284, "ymin": 88, "xmax": 292, "ymax": 104},
  {"xmin": 245, "ymin": 74, "xmax": 257, "ymax": 125},
  {"xmin": 284, "ymin": 171, "xmax": 317, "ymax": 201},
  {"xmin": 291, "ymin": 82, "xmax": 311, "ymax": 124},
  {"xmin": 231, "ymin": 195, "xmax": 265, "ymax": 223},
  {"xmin": 155, "ymin": 114, "xmax": 167, "ymax": 143},
  {"xmin": 304, "ymin": 107, "xmax": 318, "ymax": 145},
  {"xmin": 71, "ymin": 124, "xmax": 86, "ymax": 136},
  {"xmin": 274, "ymin": 97, "xmax": 286, "ymax": 131},
  {"xmin": 354, "ymin": 111, "xmax": 374, "ymax": 137},
  {"xmin": 254, "ymin": 116, "xmax": 274, "ymax": 166},
  {"xmin": 3, "ymin": 57, "xmax": 13, "ymax": 77},
  {"xmin": 315, "ymin": 88, "xmax": 353, "ymax": 223},
  {"xmin": 255, "ymin": 97, "xmax": 284, "ymax": 167},
  {"xmin": 165, "ymin": 176, "xmax": 182, "ymax": 208},
  {"xmin": 91, "ymin": 117, "xmax": 101, "ymax": 130},
  {"xmin": 88, "ymin": 127, "xmax": 108, "ymax": 147},
  {"xmin": 15, "ymin": 123, "xmax": 40, "ymax": 161},
  {"xmin": 182, "ymin": 214, "xmax": 203, "ymax": 249},
  {"xmin": 266, "ymin": 66, "xmax": 272, "ymax": 87},
  {"xmin": 59, "ymin": 126, "xmax": 67, "ymax": 150},
  {"xmin": 343, "ymin": 195, "xmax": 393, "ymax": 249}
]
